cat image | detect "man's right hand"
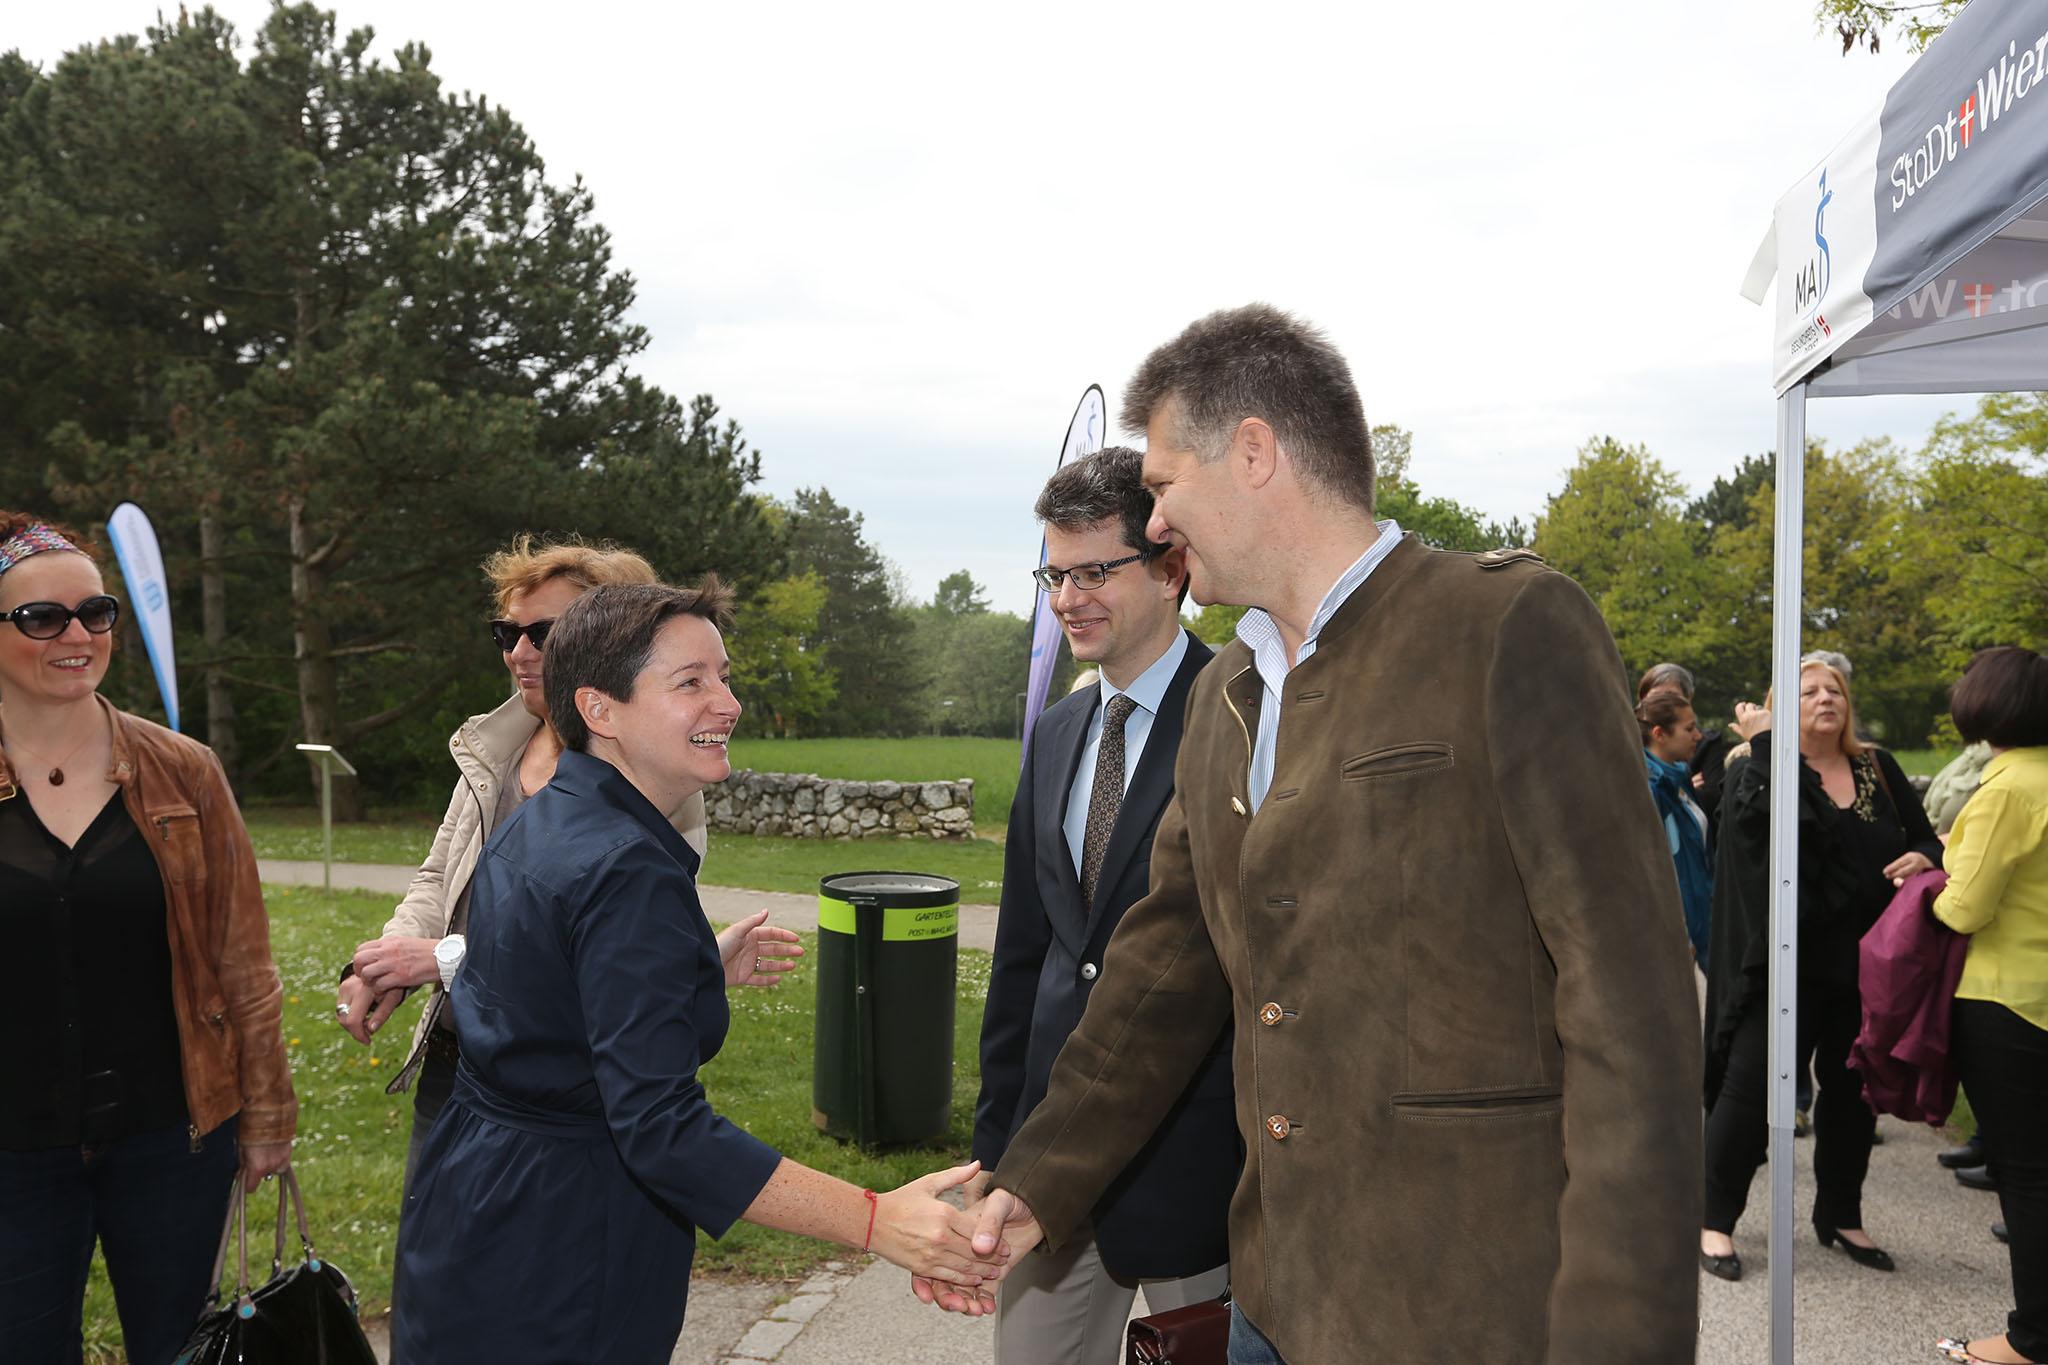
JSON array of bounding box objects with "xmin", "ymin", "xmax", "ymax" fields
[
  {"xmin": 334, "ymin": 974, "xmax": 401, "ymax": 1045},
  {"xmin": 969, "ymin": 1186, "xmax": 1043, "ymax": 1262},
  {"xmin": 911, "ymin": 1185, "xmax": 1045, "ymax": 1315}
]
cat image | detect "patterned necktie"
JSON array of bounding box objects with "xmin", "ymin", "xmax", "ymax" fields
[{"xmin": 1080, "ymin": 694, "xmax": 1138, "ymax": 909}]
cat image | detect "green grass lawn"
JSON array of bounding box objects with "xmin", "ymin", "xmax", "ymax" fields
[
  {"xmin": 701, "ymin": 834, "xmax": 1006, "ymax": 902},
  {"xmin": 1890, "ymin": 747, "xmax": 1961, "ymax": 778},
  {"xmin": 242, "ymin": 816, "xmax": 1007, "ymax": 905},
  {"xmin": 82, "ymin": 885, "xmax": 991, "ymax": 1360},
  {"xmin": 240, "ymin": 738, "xmax": 1024, "ymax": 874},
  {"xmin": 241, "ymin": 804, "xmax": 440, "ymax": 866}
]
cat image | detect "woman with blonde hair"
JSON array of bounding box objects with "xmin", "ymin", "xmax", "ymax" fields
[
  {"xmin": 335, "ymin": 536, "xmax": 800, "ymax": 1301},
  {"xmin": 1698, "ymin": 659, "xmax": 1940, "ymax": 1281},
  {"xmin": 0, "ymin": 512, "xmax": 294, "ymax": 1364}
]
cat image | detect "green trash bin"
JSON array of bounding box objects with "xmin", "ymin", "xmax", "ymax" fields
[{"xmin": 811, "ymin": 871, "xmax": 959, "ymax": 1146}]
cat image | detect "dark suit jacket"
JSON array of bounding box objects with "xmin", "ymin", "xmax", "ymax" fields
[
  {"xmin": 974, "ymin": 631, "xmax": 1238, "ymax": 1279},
  {"xmin": 992, "ymin": 540, "xmax": 1702, "ymax": 1364}
]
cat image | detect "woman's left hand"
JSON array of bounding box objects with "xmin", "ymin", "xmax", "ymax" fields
[
  {"xmin": 1885, "ymin": 851, "xmax": 1936, "ymax": 886},
  {"xmin": 239, "ymin": 1140, "xmax": 293, "ymax": 1193},
  {"xmin": 717, "ymin": 909, "xmax": 805, "ymax": 988}
]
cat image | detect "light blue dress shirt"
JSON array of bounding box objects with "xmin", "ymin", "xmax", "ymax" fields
[
  {"xmin": 1234, "ymin": 521, "xmax": 1405, "ymax": 812},
  {"xmin": 1061, "ymin": 629, "xmax": 1193, "ymax": 877}
]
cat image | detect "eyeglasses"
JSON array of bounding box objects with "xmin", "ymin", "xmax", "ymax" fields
[
  {"xmin": 1031, "ymin": 551, "xmax": 1157, "ymax": 593},
  {"xmin": 489, "ymin": 618, "xmax": 554, "ymax": 652},
  {"xmin": 5, "ymin": 594, "xmax": 121, "ymax": 640}
]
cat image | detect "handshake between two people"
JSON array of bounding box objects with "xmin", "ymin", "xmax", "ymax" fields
[{"xmin": 895, "ymin": 1170, "xmax": 1044, "ymax": 1316}]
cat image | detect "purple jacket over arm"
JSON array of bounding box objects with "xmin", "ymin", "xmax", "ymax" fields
[{"xmin": 1851, "ymin": 869, "xmax": 1968, "ymax": 1124}]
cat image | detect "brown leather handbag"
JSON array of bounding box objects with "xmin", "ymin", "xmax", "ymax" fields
[{"xmin": 1125, "ymin": 1294, "xmax": 1231, "ymax": 1365}]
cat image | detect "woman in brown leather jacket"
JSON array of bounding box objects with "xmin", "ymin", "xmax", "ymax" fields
[{"xmin": 0, "ymin": 511, "xmax": 295, "ymax": 1365}]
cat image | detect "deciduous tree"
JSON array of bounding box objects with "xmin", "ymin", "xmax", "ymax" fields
[{"xmin": 728, "ymin": 572, "xmax": 835, "ymax": 738}]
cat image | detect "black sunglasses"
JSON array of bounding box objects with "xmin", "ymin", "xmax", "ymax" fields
[
  {"xmin": 5, "ymin": 594, "xmax": 121, "ymax": 640},
  {"xmin": 489, "ymin": 617, "xmax": 554, "ymax": 652}
]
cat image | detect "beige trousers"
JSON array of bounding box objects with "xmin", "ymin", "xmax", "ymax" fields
[{"xmin": 993, "ymin": 1234, "xmax": 1228, "ymax": 1365}]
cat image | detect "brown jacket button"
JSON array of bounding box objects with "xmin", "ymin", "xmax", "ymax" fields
[
  {"xmin": 1230, "ymin": 797, "xmax": 1247, "ymax": 816},
  {"xmin": 1265, "ymin": 1114, "xmax": 1292, "ymax": 1140},
  {"xmin": 1259, "ymin": 1002, "xmax": 1283, "ymax": 1026}
]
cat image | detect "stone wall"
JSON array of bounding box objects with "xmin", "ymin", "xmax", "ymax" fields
[{"xmin": 704, "ymin": 770, "xmax": 975, "ymax": 840}]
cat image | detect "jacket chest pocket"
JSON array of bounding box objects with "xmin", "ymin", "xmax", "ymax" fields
[
  {"xmin": 146, "ymin": 805, "xmax": 206, "ymax": 885},
  {"xmin": 1340, "ymin": 742, "xmax": 1454, "ymax": 784},
  {"xmin": 1391, "ymin": 1083, "xmax": 1562, "ymax": 1121}
]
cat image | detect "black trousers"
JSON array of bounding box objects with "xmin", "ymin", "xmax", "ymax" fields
[
  {"xmin": 0, "ymin": 1117, "xmax": 239, "ymax": 1365},
  {"xmin": 1953, "ymin": 998, "xmax": 2048, "ymax": 1359},
  {"xmin": 1704, "ymin": 982, "xmax": 1877, "ymax": 1233}
]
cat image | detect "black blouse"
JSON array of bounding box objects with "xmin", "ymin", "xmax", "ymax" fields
[
  {"xmin": 1701, "ymin": 733, "xmax": 1944, "ymax": 1104},
  {"xmin": 0, "ymin": 789, "xmax": 189, "ymax": 1149}
]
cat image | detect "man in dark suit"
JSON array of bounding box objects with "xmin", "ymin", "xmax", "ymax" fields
[{"xmin": 969, "ymin": 445, "xmax": 1237, "ymax": 1363}]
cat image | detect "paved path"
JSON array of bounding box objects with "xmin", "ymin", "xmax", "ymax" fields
[
  {"xmin": 685, "ymin": 1118, "xmax": 2015, "ymax": 1364},
  {"xmin": 256, "ymin": 860, "xmax": 1000, "ymax": 950},
  {"xmin": 278, "ymin": 862, "xmax": 2017, "ymax": 1362}
]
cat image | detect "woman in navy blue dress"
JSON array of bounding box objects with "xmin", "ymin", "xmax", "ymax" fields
[{"xmin": 396, "ymin": 579, "xmax": 1002, "ymax": 1363}]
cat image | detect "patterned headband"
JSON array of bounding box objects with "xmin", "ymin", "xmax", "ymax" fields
[{"xmin": 0, "ymin": 524, "xmax": 83, "ymax": 575}]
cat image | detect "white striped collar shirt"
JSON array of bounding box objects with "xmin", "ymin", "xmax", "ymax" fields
[{"xmin": 1235, "ymin": 520, "xmax": 1405, "ymax": 811}]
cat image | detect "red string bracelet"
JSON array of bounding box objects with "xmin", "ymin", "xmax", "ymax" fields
[{"xmin": 862, "ymin": 1188, "xmax": 878, "ymax": 1252}]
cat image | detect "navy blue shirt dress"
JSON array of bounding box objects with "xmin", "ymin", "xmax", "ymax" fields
[{"xmin": 394, "ymin": 751, "xmax": 782, "ymax": 1364}]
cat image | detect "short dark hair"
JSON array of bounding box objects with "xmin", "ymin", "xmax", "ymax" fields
[
  {"xmin": 1950, "ymin": 646, "xmax": 2048, "ymax": 748},
  {"xmin": 1035, "ymin": 446, "xmax": 1162, "ymax": 553},
  {"xmin": 1035, "ymin": 446, "xmax": 1188, "ymax": 607},
  {"xmin": 1638, "ymin": 662, "xmax": 1695, "ymax": 701},
  {"xmin": 544, "ymin": 577, "xmax": 736, "ymax": 753},
  {"xmin": 1120, "ymin": 303, "xmax": 1375, "ymax": 513},
  {"xmin": 1636, "ymin": 694, "xmax": 1693, "ymax": 747}
]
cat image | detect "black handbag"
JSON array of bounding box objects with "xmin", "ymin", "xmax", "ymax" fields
[
  {"xmin": 1125, "ymin": 1292, "xmax": 1232, "ymax": 1365},
  {"xmin": 175, "ymin": 1166, "xmax": 378, "ymax": 1365}
]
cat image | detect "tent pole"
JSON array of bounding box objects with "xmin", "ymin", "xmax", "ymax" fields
[{"xmin": 1767, "ymin": 384, "xmax": 1807, "ymax": 1365}]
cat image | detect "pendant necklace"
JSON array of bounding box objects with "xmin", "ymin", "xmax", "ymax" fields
[{"xmin": 4, "ymin": 728, "xmax": 94, "ymax": 786}]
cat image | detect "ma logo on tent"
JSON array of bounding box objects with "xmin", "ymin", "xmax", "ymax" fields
[{"xmin": 1792, "ymin": 171, "xmax": 1833, "ymax": 334}]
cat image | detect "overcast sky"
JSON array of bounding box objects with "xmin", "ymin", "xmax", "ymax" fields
[{"xmin": 14, "ymin": 0, "xmax": 1967, "ymax": 613}]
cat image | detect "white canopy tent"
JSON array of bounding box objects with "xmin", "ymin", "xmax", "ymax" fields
[{"xmin": 1742, "ymin": 0, "xmax": 2048, "ymax": 1357}]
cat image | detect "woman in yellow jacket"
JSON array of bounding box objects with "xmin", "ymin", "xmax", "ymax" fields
[{"xmin": 1936, "ymin": 646, "xmax": 2048, "ymax": 1365}]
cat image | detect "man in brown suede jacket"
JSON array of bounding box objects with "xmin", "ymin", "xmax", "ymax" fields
[{"xmin": 951, "ymin": 306, "xmax": 1702, "ymax": 1362}]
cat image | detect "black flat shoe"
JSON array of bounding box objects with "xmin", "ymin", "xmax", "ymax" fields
[
  {"xmin": 1699, "ymin": 1248, "xmax": 1742, "ymax": 1281},
  {"xmin": 1958, "ymin": 1164, "xmax": 2000, "ymax": 1191},
  {"xmin": 1939, "ymin": 1137, "xmax": 1986, "ymax": 1169},
  {"xmin": 1993, "ymin": 1222, "xmax": 2009, "ymax": 1244},
  {"xmin": 1815, "ymin": 1221, "xmax": 1896, "ymax": 1271}
]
